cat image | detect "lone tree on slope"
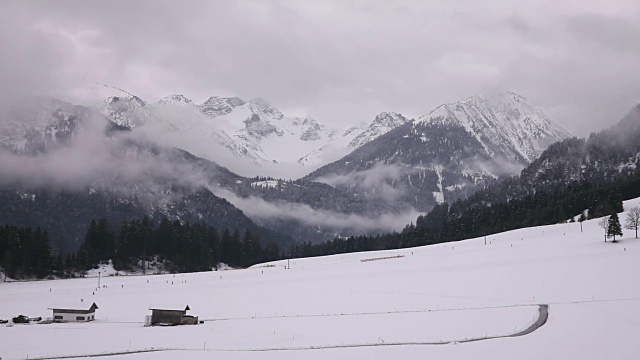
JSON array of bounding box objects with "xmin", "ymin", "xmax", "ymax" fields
[
  {"xmin": 599, "ymin": 216, "xmax": 610, "ymax": 242},
  {"xmin": 625, "ymin": 206, "xmax": 640, "ymax": 239},
  {"xmin": 607, "ymin": 213, "xmax": 623, "ymax": 243}
]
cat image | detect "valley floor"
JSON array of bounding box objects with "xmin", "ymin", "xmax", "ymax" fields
[{"xmin": 1, "ymin": 199, "xmax": 640, "ymax": 359}]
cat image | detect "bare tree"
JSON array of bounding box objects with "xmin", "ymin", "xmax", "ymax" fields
[
  {"xmin": 599, "ymin": 216, "xmax": 610, "ymax": 242},
  {"xmin": 625, "ymin": 206, "xmax": 640, "ymax": 239}
]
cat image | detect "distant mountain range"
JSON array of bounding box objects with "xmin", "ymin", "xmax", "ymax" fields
[
  {"xmin": 96, "ymin": 92, "xmax": 410, "ymax": 174},
  {"xmin": 1, "ymin": 90, "xmax": 583, "ymax": 248}
]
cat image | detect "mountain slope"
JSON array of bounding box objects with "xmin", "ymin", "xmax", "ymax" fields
[
  {"xmin": 307, "ymin": 92, "xmax": 570, "ymax": 212},
  {"xmin": 0, "ymin": 99, "xmax": 292, "ymax": 251},
  {"xmin": 97, "ymin": 95, "xmax": 155, "ymax": 129},
  {"xmin": 349, "ymin": 112, "xmax": 410, "ymax": 148},
  {"xmin": 459, "ymin": 104, "xmax": 640, "ymax": 209},
  {"xmin": 97, "ymin": 92, "xmax": 410, "ymax": 176},
  {"xmin": 422, "ymin": 91, "xmax": 569, "ymax": 163},
  {"xmin": 1, "ymin": 96, "xmax": 414, "ymax": 245},
  {"xmin": 0, "ymin": 97, "xmax": 120, "ymax": 154},
  {"xmin": 394, "ymin": 104, "xmax": 640, "ymax": 250}
]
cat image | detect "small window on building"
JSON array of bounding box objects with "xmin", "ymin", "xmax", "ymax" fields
[
  {"xmin": 90, "ymin": 315, "xmax": 94, "ymax": 320},
  {"xmin": 54, "ymin": 316, "xmax": 63, "ymax": 320},
  {"xmin": 76, "ymin": 316, "xmax": 85, "ymax": 321}
]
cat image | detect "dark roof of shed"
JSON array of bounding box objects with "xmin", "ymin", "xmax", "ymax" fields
[
  {"xmin": 48, "ymin": 302, "xmax": 99, "ymax": 311},
  {"xmin": 148, "ymin": 304, "xmax": 190, "ymax": 311}
]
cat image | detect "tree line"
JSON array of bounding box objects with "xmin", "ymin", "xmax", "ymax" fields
[
  {"xmin": 3, "ymin": 173, "xmax": 640, "ymax": 279},
  {"xmin": 0, "ymin": 217, "xmax": 282, "ymax": 279},
  {"xmin": 290, "ymin": 173, "xmax": 640, "ymax": 259},
  {"xmin": 0, "ymin": 225, "xmax": 53, "ymax": 279}
]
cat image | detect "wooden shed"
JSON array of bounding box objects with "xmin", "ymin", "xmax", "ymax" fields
[
  {"xmin": 148, "ymin": 304, "xmax": 198, "ymax": 326},
  {"xmin": 48, "ymin": 302, "xmax": 98, "ymax": 322}
]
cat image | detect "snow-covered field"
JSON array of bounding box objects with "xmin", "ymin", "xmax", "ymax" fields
[{"xmin": 2, "ymin": 198, "xmax": 640, "ymax": 359}]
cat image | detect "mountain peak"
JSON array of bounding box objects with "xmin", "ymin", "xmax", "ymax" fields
[
  {"xmin": 372, "ymin": 112, "xmax": 409, "ymax": 128},
  {"xmin": 348, "ymin": 111, "xmax": 410, "ymax": 148},
  {"xmin": 202, "ymin": 96, "xmax": 246, "ymax": 107},
  {"xmin": 106, "ymin": 95, "xmax": 147, "ymax": 108},
  {"xmin": 99, "ymin": 95, "xmax": 153, "ymax": 129},
  {"xmin": 158, "ymin": 94, "xmax": 193, "ymax": 106},
  {"xmin": 247, "ymin": 97, "xmax": 284, "ymax": 120},
  {"xmin": 418, "ymin": 91, "xmax": 570, "ymax": 162},
  {"xmin": 469, "ymin": 91, "xmax": 531, "ymax": 109},
  {"xmin": 199, "ymin": 96, "xmax": 246, "ymax": 118}
]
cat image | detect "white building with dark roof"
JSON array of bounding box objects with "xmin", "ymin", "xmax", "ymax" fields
[{"xmin": 48, "ymin": 302, "xmax": 98, "ymax": 322}]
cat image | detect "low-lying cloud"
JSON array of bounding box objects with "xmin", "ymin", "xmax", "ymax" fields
[
  {"xmin": 0, "ymin": 106, "xmax": 218, "ymax": 200},
  {"xmin": 213, "ymin": 188, "xmax": 421, "ymax": 235},
  {"xmin": 314, "ymin": 163, "xmax": 418, "ymax": 201}
]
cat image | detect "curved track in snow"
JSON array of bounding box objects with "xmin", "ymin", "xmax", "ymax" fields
[
  {"xmin": 461, "ymin": 304, "xmax": 548, "ymax": 343},
  {"xmin": 30, "ymin": 305, "xmax": 549, "ymax": 359}
]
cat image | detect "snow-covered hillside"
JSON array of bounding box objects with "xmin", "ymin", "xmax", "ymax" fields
[
  {"xmin": 420, "ymin": 91, "xmax": 570, "ymax": 163},
  {"xmin": 2, "ymin": 198, "xmax": 639, "ymax": 360},
  {"xmin": 98, "ymin": 95, "xmax": 155, "ymax": 129},
  {"xmin": 0, "ymin": 97, "xmax": 105, "ymax": 154}
]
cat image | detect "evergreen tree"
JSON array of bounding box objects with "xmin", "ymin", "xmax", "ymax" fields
[
  {"xmin": 607, "ymin": 213, "xmax": 623, "ymax": 242},
  {"xmin": 54, "ymin": 253, "xmax": 64, "ymax": 276},
  {"xmin": 76, "ymin": 241, "xmax": 92, "ymax": 271},
  {"xmin": 35, "ymin": 230, "xmax": 52, "ymax": 278},
  {"xmin": 220, "ymin": 228, "xmax": 232, "ymax": 266},
  {"xmin": 207, "ymin": 226, "xmax": 221, "ymax": 266},
  {"xmin": 229, "ymin": 229, "xmax": 242, "ymax": 266},
  {"xmin": 95, "ymin": 218, "xmax": 116, "ymax": 260}
]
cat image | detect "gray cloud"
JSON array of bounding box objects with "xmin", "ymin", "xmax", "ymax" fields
[
  {"xmin": 314, "ymin": 163, "xmax": 417, "ymax": 202},
  {"xmin": 1, "ymin": 0, "xmax": 639, "ymax": 136},
  {"xmin": 213, "ymin": 188, "xmax": 420, "ymax": 234},
  {"xmin": 0, "ymin": 106, "xmax": 218, "ymax": 200}
]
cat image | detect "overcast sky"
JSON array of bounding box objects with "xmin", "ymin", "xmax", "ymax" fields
[{"xmin": 1, "ymin": 0, "xmax": 639, "ymax": 136}]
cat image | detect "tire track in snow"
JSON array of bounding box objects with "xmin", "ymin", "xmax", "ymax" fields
[
  {"xmin": 28, "ymin": 305, "xmax": 549, "ymax": 358},
  {"xmin": 210, "ymin": 304, "xmax": 550, "ymax": 351},
  {"xmin": 26, "ymin": 348, "xmax": 170, "ymax": 359},
  {"xmin": 201, "ymin": 302, "xmax": 538, "ymax": 322}
]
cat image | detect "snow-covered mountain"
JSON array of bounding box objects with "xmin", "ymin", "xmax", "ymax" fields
[
  {"xmin": 97, "ymin": 92, "xmax": 410, "ymax": 176},
  {"xmin": 199, "ymin": 96, "xmax": 247, "ymax": 118},
  {"xmin": 158, "ymin": 94, "xmax": 194, "ymax": 106},
  {"xmin": 0, "ymin": 97, "xmax": 115, "ymax": 154},
  {"xmin": 307, "ymin": 91, "xmax": 572, "ymax": 212},
  {"xmin": 421, "ymin": 91, "xmax": 570, "ymax": 163},
  {"xmin": 0, "ymin": 97, "xmax": 291, "ymax": 249},
  {"xmin": 349, "ymin": 112, "xmax": 410, "ymax": 149},
  {"xmin": 197, "ymin": 96, "xmax": 338, "ymax": 164},
  {"xmin": 297, "ymin": 112, "xmax": 410, "ymax": 167},
  {"xmin": 97, "ymin": 95, "xmax": 155, "ymax": 129}
]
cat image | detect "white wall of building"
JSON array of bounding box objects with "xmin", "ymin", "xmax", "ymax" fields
[{"xmin": 52, "ymin": 312, "xmax": 95, "ymax": 322}]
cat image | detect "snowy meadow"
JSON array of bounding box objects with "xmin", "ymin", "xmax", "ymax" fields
[{"xmin": 1, "ymin": 199, "xmax": 640, "ymax": 360}]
